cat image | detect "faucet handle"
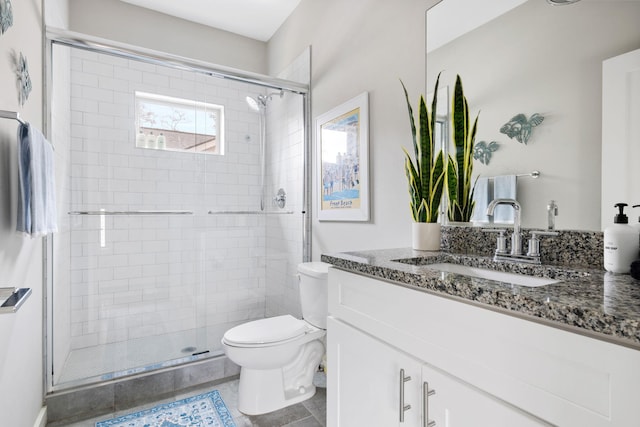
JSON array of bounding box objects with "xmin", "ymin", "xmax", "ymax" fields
[
  {"xmin": 527, "ymin": 230, "xmax": 559, "ymax": 257},
  {"xmin": 530, "ymin": 230, "xmax": 559, "ymax": 238},
  {"xmin": 481, "ymin": 228, "xmax": 507, "ymax": 234},
  {"xmin": 482, "ymin": 228, "xmax": 508, "ymax": 255}
]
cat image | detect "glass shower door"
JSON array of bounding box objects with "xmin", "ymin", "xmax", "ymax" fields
[
  {"xmin": 47, "ymin": 38, "xmax": 308, "ymax": 391},
  {"xmin": 49, "ymin": 44, "xmax": 220, "ymax": 388}
]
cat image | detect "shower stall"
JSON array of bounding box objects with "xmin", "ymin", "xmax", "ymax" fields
[{"xmin": 46, "ymin": 30, "xmax": 311, "ymax": 391}]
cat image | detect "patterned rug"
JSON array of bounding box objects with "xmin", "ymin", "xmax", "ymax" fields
[{"xmin": 96, "ymin": 390, "xmax": 236, "ymax": 427}]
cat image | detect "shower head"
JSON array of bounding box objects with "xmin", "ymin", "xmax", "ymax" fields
[
  {"xmin": 246, "ymin": 90, "xmax": 284, "ymax": 111},
  {"xmin": 246, "ymin": 96, "xmax": 261, "ymax": 112}
]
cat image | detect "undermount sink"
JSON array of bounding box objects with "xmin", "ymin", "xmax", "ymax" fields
[{"xmin": 424, "ymin": 263, "xmax": 559, "ymax": 287}]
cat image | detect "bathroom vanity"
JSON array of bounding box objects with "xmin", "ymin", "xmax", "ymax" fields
[{"xmin": 322, "ymin": 249, "xmax": 640, "ymax": 427}]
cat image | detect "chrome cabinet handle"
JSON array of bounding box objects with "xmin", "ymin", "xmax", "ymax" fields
[
  {"xmin": 399, "ymin": 369, "xmax": 412, "ymax": 422},
  {"xmin": 423, "ymin": 381, "xmax": 436, "ymax": 427}
]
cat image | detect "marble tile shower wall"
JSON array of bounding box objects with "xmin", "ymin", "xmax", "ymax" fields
[{"xmin": 68, "ymin": 49, "xmax": 267, "ymax": 351}]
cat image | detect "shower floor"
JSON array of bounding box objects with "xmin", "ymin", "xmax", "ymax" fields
[{"xmin": 56, "ymin": 328, "xmax": 224, "ymax": 386}]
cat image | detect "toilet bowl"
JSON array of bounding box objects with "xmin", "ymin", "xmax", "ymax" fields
[{"xmin": 221, "ymin": 262, "xmax": 330, "ymax": 415}]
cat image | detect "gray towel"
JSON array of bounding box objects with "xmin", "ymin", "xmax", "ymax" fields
[
  {"xmin": 493, "ymin": 175, "xmax": 517, "ymax": 223},
  {"xmin": 17, "ymin": 123, "xmax": 57, "ymax": 236},
  {"xmin": 471, "ymin": 176, "xmax": 491, "ymax": 223}
]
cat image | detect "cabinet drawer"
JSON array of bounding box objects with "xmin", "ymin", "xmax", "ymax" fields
[{"xmin": 328, "ymin": 267, "xmax": 640, "ymax": 426}]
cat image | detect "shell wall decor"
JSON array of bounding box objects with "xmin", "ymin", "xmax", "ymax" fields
[
  {"xmin": 499, "ymin": 113, "xmax": 544, "ymax": 144},
  {"xmin": 16, "ymin": 52, "xmax": 32, "ymax": 106},
  {"xmin": 0, "ymin": 0, "xmax": 13, "ymax": 35},
  {"xmin": 473, "ymin": 140, "xmax": 499, "ymax": 165}
]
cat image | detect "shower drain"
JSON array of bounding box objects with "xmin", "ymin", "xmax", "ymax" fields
[{"xmin": 181, "ymin": 346, "xmax": 197, "ymax": 353}]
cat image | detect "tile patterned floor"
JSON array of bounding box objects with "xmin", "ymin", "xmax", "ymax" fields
[{"xmin": 51, "ymin": 378, "xmax": 326, "ymax": 427}]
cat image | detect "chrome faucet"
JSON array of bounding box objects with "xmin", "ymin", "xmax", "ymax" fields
[
  {"xmin": 484, "ymin": 198, "xmax": 558, "ymax": 264},
  {"xmin": 486, "ymin": 198, "xmax": 522, "ymax": 256}
]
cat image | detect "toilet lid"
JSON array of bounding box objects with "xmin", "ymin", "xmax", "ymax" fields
[{"xmin": 223, "ymin": 315, "xmax": 307, "ymax": 346}]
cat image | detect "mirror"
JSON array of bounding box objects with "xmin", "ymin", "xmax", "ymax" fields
[{"xmin": 426, "ymin": 0, "xmax": 640, "ymax": 231}]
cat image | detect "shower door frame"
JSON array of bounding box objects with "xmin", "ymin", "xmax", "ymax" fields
[{"xmin": 44, "ymin": 27, "xmax": 312, "ymax": 393}]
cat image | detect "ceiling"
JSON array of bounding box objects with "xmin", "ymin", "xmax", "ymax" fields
[{"xmin": 119, "ymin": 0, "xmax": 302, "ymax": 42}]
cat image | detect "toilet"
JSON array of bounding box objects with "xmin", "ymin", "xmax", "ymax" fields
[{"xmin": 221, "ymin": 261, "xmax": 330, "ymax": 415}]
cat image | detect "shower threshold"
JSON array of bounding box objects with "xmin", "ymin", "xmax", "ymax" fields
[{"xmin": 55, "ymin": 328, "xmax": 223, "ymax": 388}]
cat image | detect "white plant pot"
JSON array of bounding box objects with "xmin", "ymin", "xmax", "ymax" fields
[{"xmin": 412, "ymin": 222, "xmax": 441, "ymax": 251}]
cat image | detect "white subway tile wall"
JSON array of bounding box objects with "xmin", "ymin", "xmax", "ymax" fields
[
  {"xmin": 264, "ymin": 47, "xmax": 309, "ymax": 319},
  {"xmin": 66, "ymin": 47, "xmax": 305, "ymax": 364}
]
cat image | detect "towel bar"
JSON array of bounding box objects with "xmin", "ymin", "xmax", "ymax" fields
[
  {"xmin": 0, "ymin": 109, "xmax": 56, "ymax": 150},
  {"xmin": 208, "ymin": 210, "xmax": 295, "ymax": 215},
  {"xmin": 517, "ymin": 170, "xmax": 540, "ymax": 179},
  {"xmin": 0, "ymin": 109, "xmax": 27, "ymax": 125},
  {"xmin": 484, "ymin": 171, "xmax": 540, "ymax": 180},
  {"xmin": 0, "ymin": 287, "xmax": 32, "ymax": 314},
  {"xmin": 68, "ymin": 210, "xmax": 193, "ymax": 215}
]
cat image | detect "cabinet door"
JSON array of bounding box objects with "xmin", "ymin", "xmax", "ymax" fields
[
  {"xmin": 422, "ymin": 363, "xmax": 548, "ymax": 427},
  {"xmin": 327, "ymin": 317, "xmax": 423, "ymax": 427}
]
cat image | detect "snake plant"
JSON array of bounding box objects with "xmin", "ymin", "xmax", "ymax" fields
[
  {"xmin": 447, "ymin": 75, "xmax": 478, "ymax": 222},
  {"xmin": 401, "ymin": 75, "xmax": 446, "ymax": 223}
]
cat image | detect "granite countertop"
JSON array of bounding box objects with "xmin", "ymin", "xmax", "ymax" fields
[{"xmin": 321, "ymin": 248, "xmax": 640, "ymax": 350}]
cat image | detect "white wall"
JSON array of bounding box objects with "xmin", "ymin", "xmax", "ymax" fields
[
  {"xmin": 68, "ymin": 0, "xmax": 268, "ymax": 74},
  {"xmin": 268, "ymin": 0, "xmax": 439, "ymax": 258},
  {"xmin": 0, "ymin": 0, "xmax": 46, "ymax": 425}
]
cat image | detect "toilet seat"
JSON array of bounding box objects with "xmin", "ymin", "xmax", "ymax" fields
[{"xmin": 223, "ymin": 315, "xmax": 309, "ymax": 347}]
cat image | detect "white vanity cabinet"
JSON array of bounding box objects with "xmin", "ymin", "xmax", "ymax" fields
[
  {"xmin": 326, "ymin": 268, "xmax": 640, "ymax": 427},
  {"xmin": 420, "ymin": 361, "xmax": 547, "ymax": 426},
  {"xmin": 328, "ymin": 317, "xmax": 424, "ymax": 426},
  {"xmin": 329, "ymin": 318, "xmax": 543, "ymax": 427}
]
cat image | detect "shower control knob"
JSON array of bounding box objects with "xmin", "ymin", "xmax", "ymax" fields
[{"xmin": 274, "ymin": 188, "xmax": 287, "ymax": 209}]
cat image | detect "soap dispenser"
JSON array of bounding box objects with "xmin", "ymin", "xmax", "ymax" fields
[{"xmin": 604, "ymin": 203, "xmax": 639, "ymax": 274}]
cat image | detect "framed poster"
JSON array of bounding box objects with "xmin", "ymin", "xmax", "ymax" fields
[{"xmin": 316, "ymin": 92, "xmax": 369, "ymax": 221}]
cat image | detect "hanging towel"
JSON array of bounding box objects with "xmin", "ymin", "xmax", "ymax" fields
[
  {"xmin": 471, "ymin": 176, "xmax": 491, "ymax": 223},
  {"xmin": 492, "ymin": 174, "xmax": 517, "ymax": 223},
  {"xmin": 17, "ymin": 123, "xmax": 58, "ymax": 237}
]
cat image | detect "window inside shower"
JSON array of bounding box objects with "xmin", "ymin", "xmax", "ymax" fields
[
  {"xmin": 47, "ymin": 41, "xmax": 309, "ymax": 391},
  {"xmin": 134, "ymin": 91, "xmax": 224, "ymax": 155}
]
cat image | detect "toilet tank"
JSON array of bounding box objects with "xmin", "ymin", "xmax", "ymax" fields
[{"xmin": 297, "ymin": 262, "xmax": 330, "ymax": 329}]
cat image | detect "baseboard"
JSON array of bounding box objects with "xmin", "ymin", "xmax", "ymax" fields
[{"xmin": 34, "ymin": 406, "xmax": 47, "ymax": 427}]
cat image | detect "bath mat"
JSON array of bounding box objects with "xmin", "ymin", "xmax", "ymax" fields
[{"xmin": 96, "ymin": 390, "xmax": 236, "ymax": 427}]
